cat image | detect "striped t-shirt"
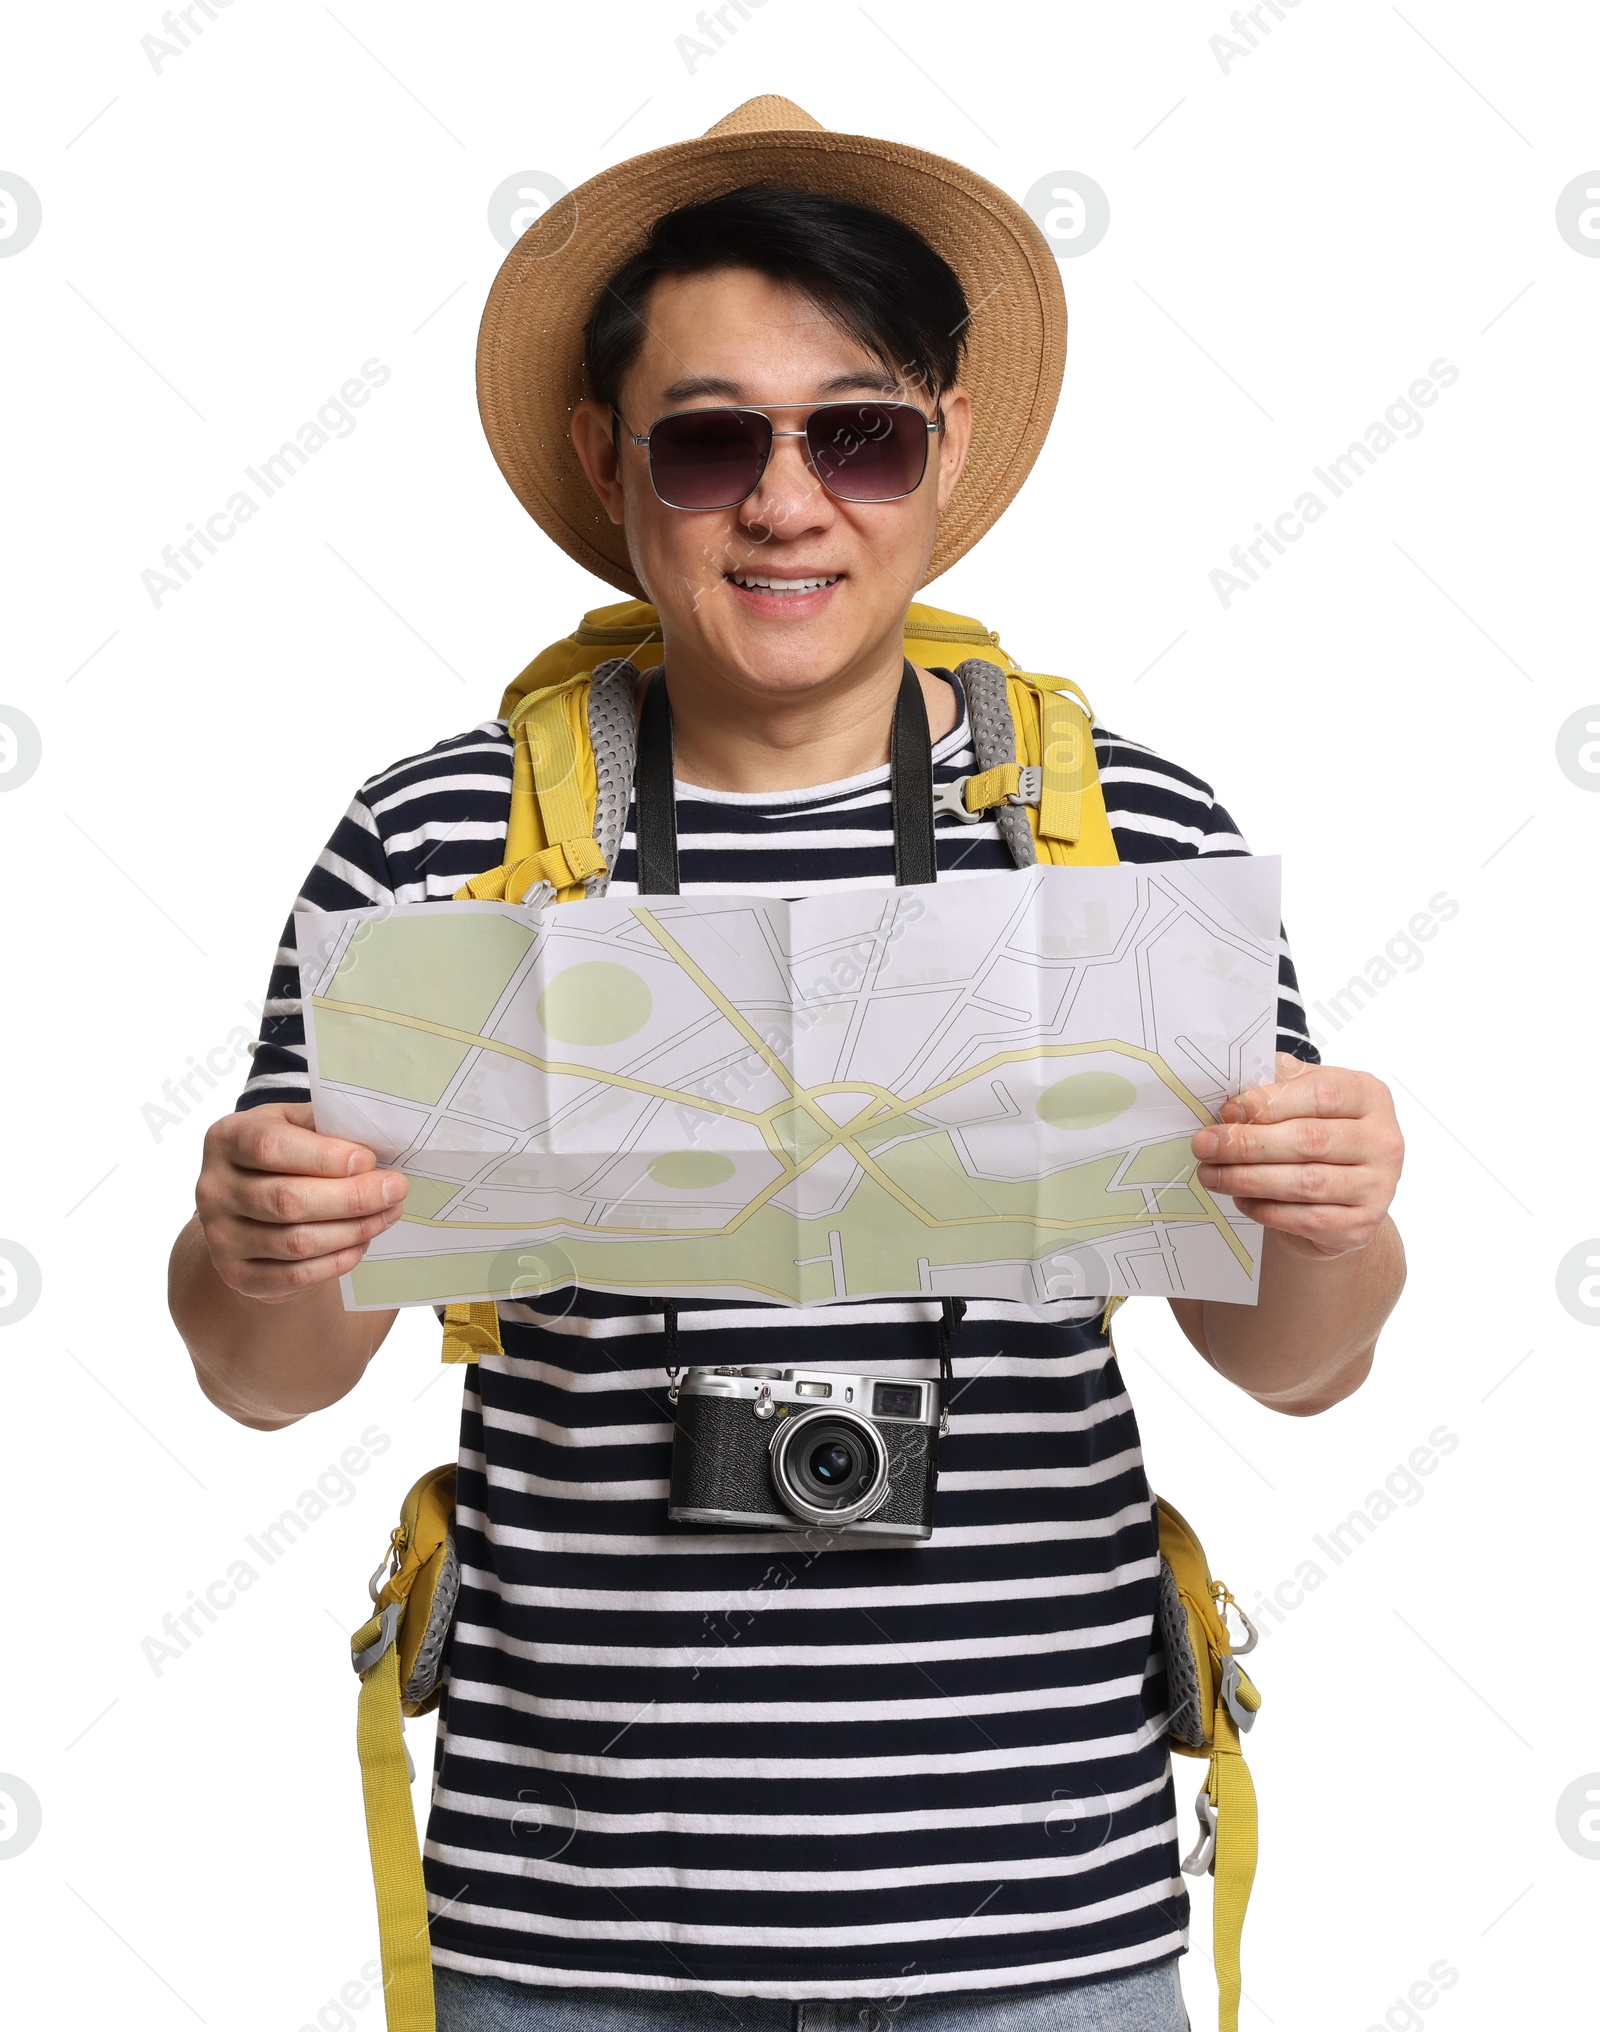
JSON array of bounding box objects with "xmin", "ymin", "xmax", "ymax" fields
[{"xmin": 240, "ymin": 677, "xmax": 1314, "ymax": 2001}]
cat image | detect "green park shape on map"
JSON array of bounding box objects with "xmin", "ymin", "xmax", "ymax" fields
[{"xmin": 297, "ymin": 861, "xmax": 1282, "ymax": 1311}]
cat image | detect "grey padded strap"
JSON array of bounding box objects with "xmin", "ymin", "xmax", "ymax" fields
[
  {"xmin": 585, "ymin": 657, "xmax": 643, "ymax": 895},
  {"xmin": 401, "ymin": 1532, "xmax": 461, "ymax": 1707},
  {"xmin": 1155, "ymin": 1555, "xmax": 1207, "ymax": 1748},
  {"xmin": 955, "ymin": 657, "xmax": 1036, "ymax": 871}
]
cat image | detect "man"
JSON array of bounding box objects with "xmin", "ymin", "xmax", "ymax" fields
[{"xmin": 170, "ymin": 99, "xmax": 1404, "ymax": 2032}]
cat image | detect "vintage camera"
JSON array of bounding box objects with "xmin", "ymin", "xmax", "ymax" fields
[{"xmin": 667, "ymin": 1366, "xmax": 941, "ymax": 1540}]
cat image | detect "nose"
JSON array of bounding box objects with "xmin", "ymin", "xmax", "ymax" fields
[{"xmin": 736, "ymin": 424, "xmax": 835, "ymax": 546}]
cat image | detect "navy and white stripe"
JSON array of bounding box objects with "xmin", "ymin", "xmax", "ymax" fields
[{"xmin": 239, "ymin": 683, "xmax": 1314, "ymax": 1999}]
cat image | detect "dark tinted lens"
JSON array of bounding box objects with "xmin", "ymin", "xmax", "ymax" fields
[
  {"xmin": 647, "ymin": 408, "xmax": 771, "ymax": 509},
  {"xmin": 810, "ymin": 1441, "xmax": 855, "ymax": 1485},
  {"xmin": 806, "ymin": 403, "xmax": 930, "ymax": 502}
]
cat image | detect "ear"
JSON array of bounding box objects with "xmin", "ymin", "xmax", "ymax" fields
[
  {"xmin": 933, "ymin": 384, "xmax": 973, "ymax": 513},
  {"xmin": 569, "ymin": 400, "xmax": 627, "ymax": 526}
]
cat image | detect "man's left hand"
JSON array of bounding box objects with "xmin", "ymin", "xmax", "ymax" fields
[{"xmin": 1190, "ymin": 1053, "xmax": 1403, "ymax": 1261}]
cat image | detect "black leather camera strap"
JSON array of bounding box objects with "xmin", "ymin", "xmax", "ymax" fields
[
  {"xmin": 633, "ymin": 664, "xmax": 680, "ymax": 897},
  {"xmin": 890, "ymin": 660, "xmax": 937, "ymax": 887},
  {"xmin": 635, "ymin": 659, "xmax": 935, "ymax": 895},
  {"xmin": 638, "ymin": 662, "xmax": 962, "ymax": 1402}
]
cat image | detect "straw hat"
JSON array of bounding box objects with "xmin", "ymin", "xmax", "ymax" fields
[{"xmin": 476, "ymin": 96, "xmax": 1066, "ymax": 598}]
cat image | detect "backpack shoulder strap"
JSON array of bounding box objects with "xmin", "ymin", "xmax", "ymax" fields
[
  {"xmin": 1158, "ymin": 1495, "xmax": 1263, "ymax": 2032},
  {"xmin": 350, "ymin": 1599, "xmax": 435, "ymax": 2029},
  {"xmin": 942, "ymin": 659, "xmax": 1120, "ymax": 867},
  {"xmin": 455, "ymin": 658, "xmax": 641, "ymax": 910},
  {"xmin": 349, "ymin": 1463, "xmax": 458, "ymax": 2032},
  {"xmin": 954, "ymin": 657, "xmax": 1036, "ymax": 869},
  {"xmin": 353, "ymin": 1471, "xmax": 465, "ymax": 2023}
]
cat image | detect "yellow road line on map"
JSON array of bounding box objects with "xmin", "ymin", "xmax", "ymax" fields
[
  {"xmin": 322, "ymin": 994, "xmax": 1248, "ymax": 1270},
  {"xmin": 310, "ymin": 996, "xmax": 768, "ymax": 1125},
  {"xmin": 1178, "ymin": 1173, "xmax": 1254, "ymax": 1272},
  {"xmin": 314, "ymin": 996, "xmax": 874, "ymax": 1226},
  {"xmin": 801, "ymin": 1046, "xmax": 1247, "ymax": 1272},
  {"xmin": 791, "ymin": 1045, "xmax": 1247, "ymax": 1268},
  {"xmin": 630, "ymin": 909, "xmax": 841, "ymax": 1147}
]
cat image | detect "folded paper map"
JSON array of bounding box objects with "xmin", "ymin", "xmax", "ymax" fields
[{"xmin": 298, "ymin": 860, "xmax": 1281, "ymax": 1312}]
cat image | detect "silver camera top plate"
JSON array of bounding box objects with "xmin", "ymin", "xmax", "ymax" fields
[{"xmin": 675, "ymin": 1365, "xmax": 939, "ymax": 1427}]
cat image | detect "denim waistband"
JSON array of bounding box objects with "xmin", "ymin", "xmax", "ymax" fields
[{"xmin": 431, "ymin": 1955, "xmax": 1189, "ymax": 2032}]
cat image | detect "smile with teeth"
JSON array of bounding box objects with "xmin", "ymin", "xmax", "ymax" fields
[{"xmin": 728, "ymin": 571, "xmax": 842, "ymax": 595}]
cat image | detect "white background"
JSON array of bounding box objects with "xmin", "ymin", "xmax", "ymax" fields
[{"xmin": 2, "ymin": 3, "xmax": 1597, "ymax": 2028}]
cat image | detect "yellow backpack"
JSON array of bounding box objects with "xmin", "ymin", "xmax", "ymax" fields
[
  {"xmin": 347, "ymin": 600, "xmax": 1262, "ymax": 2032},
  {"xmin": 449, "ymin": 597, "xmax": 1116, "ymax": 910}
]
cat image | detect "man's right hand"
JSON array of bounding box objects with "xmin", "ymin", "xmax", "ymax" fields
[{"xmin": 194, "ymin": 1102, "xmax": 409, "ymax": 1304}]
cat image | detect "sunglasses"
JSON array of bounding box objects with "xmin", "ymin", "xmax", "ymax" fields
[{"xmin": 614, "ymin": 400, "xmax": 943, "ymax": 511}]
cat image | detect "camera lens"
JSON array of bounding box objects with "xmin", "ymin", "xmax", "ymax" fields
[
  {"xmin": 771, "ymin": 1411, "xmax": 889, "ymax": 1527},
  {"xmin": 792, "ymin": 1425, "xmax": 864, "ymax": 1503},
  {"xmin": 809, "ymin": 1440, "xmax": 855, "ymax": 1486}
]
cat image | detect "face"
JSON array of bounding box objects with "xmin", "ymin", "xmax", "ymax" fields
[{"xmin": 569, "ymin": 267, "xmax": 971, "ymax": 701}]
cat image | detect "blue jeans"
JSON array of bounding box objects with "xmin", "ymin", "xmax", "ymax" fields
[{"xmin": 432, "ymin": 1958, "xmax": 1190, "ymax": 2031}]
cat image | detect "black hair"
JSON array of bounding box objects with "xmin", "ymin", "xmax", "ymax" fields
[{"xmin": 583, "ymin": 183, "xmax": 970, "ymax": 414}]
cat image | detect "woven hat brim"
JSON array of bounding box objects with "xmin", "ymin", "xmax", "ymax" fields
[{"xmin": 476, "ymin": 128, "xmax": 1066, "ymax": 597}]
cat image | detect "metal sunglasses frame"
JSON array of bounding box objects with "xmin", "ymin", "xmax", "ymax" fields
[{"xmin": 612, "ymin": 399, "xmax": 945, "ymax": 510}]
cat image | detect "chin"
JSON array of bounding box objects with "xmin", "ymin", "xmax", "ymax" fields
[{"xmin": 719, "ymin": 630, "xmax": 863, "ymax": 692}]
